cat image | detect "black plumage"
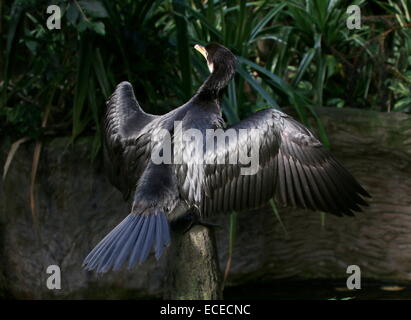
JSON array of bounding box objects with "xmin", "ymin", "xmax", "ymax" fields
[{"xmin": 83, "ymin": 43, "xmax": 370, "ymax": 272}]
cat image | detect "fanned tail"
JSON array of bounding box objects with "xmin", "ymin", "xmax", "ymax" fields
[{"xmin": 83, "ymin": 211, "xmax": 170, "ymax": 273}]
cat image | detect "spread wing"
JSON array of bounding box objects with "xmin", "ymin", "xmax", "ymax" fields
[
  {"xmin": 104, "ymin": 81, "xmax": 158, "ymax": 200},
  {"xmin": 181, "ymin": 108, "xmax": 370, "ymax": 217},
  {"xmin": 84, "ymin": 81, "xmax": 176, "ymax": 272}
]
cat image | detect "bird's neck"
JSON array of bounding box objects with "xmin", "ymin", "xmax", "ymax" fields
[{"xmin": 194, "ymin": 64, "xmax": 235, "ymax": 102}]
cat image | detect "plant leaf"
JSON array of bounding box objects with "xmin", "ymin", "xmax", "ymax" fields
[
  {"xmin": 237, "ymin": 63, "xmax": 280, "ymax": 109},
  {"xmin": 2, "ymin": 137, "xmax": 31, "ymax": 181},
  {"xmin": 269, "ymin": 199, "xmax": 288, "ymax": 237},
  {"xmin": 78, "ymin": 0, "xmax": 108, "ymax": 18}
]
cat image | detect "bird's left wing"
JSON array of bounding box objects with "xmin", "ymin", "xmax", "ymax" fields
[
  {"xmin": 104, "ymin": 81, "xmax": 158, "ymax": 200},
  {"xmin": 195, "ymin": 108, "xmax": 370, "ymax": 217}
]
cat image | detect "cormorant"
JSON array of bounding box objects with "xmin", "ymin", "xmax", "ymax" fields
[{"xmin": 83, "ymin": 43, "xmax": 370, "ymax": 273}]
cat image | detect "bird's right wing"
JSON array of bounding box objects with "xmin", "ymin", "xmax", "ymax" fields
[
  {"xmin": 104, "ymin": 81, "xmax": 158, "ymax": 200},
  {"xmin": 199, "ymin": 108, "xmax": 370, "ymax": 217}
]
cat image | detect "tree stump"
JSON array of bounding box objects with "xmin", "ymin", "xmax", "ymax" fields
[{"xmin": 164, "ymin": 225, "xmax": 222, "ymax": 300}]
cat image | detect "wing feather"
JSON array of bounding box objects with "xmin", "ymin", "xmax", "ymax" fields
[
  {"xmin": 104, "ymin": 81, "xmax": 157, "ymax": 199},
  {"xmin": 178, "ymin": 108, "xmax": 369, "ymax": 217}
]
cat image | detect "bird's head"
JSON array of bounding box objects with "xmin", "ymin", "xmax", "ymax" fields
[{"xmin": 194, "ymin": 43, "xmax": 236, "ymax": 76}]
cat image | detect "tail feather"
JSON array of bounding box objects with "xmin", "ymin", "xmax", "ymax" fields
[
  {"xmin": 85, "ymin": 216, "xmax": 132, "ymax": 270},
  {"xmin": 139, "ymin": 214, "xmax": 156, "ymax": 264},
  {"xmin": 98, "ymin": 215, "xmax": 140, "ymax": 273},
  {"xmin": 83, "ymin": 211, "xmax": 170, "ymax": 273},
  {"xmin": 112, "ymin": 215, "xmax": 144, "ymax": 271},
  {"xmin": 160, "ymin": 212, "xmax": 171, "ymax": 252},
  {"xmin": 155, "ymin": 213, "xmax": 167, "ymax": 259}
]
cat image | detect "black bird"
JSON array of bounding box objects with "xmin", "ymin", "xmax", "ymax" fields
[{"xmin": 83, "ymin": 43, "xmax": 370, "ymax": 273}]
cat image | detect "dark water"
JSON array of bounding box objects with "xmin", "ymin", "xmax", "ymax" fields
[{"xmin": 224, "ymin": 279, "xmax": 411, "ymax": 300}]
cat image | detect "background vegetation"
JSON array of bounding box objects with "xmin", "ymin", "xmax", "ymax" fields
[{"xmin": 2, "ymin": 0, "xmax": 411, "ymax": 146}]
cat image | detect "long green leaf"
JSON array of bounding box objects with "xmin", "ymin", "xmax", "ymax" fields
[
  {"xmin": 1, "ymin": 1, "xmax": 23, "ymax": 105},
  {"xmin": 173, "ymin": 0, "xmax": 192, "ymax": 99},
  {"xmin": 293, "ymin": 48, "xmax": 316, "ymax": 86},
  {"xmin": 93, "ymin": 48, "xmax": 111, "ymax": 98},
  {"xmin": 72, "ymin": 39, "xmax": 92, "ymax": 140},
  {"xmin": 223, "ymin": 211, "xmax": 238, "ymax": 284},
  {"xmin": 237, "ymin": 64, "xmax": 279, "ymax": 109},
  {"xmin": 269, "ymin": 199, "xmax": 288, "ymax": 237},
  {"xmin": 238, "ymin": 56, "xmax": 290, "ymax": 92},
  {"xmin": 249, "ymin": 2, "xmax": 286, "ymax": 43}
]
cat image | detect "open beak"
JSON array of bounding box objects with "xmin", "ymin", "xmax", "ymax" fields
[{"xmin": 194, "ymin": 44, "xmax": 208, "ymax": 61}]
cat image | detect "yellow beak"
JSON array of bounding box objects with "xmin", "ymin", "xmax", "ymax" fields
[{"xmin": 194, "ymin": 44, "xmax": 208, "ymax": 60}]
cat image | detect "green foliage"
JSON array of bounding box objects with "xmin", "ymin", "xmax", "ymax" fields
[
  {"xmin": 388, "ymin": 70, "xmax": 411, "ymax": 112},
  {"xmin": 1, "ymin": 0, "xmax": 411, "ymax": 149},
  {"xmin": 0, "ymin": 0, "xmax": 180, "ymax": 151}
]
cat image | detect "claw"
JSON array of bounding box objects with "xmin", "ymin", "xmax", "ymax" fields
[
  {"xmin": 183, "ymin": 219, "xmax": 221, "ymax": 234},
  {"xmin": 170, "ymin": 208, "xmax": 221, "ymax": 234},
  {"xmin": 197, "ymin": 220, "xmax": 221, "ymax": 229}
]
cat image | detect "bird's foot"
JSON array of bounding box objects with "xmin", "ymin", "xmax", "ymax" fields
[
  {"xmin": 169, "ymin": 209, "xmax": 221, "ymax": 234},
  {"xmin": 197, "ymin": 220, "xmax": 221, "ymax": 229},
  {"xmin": 182, "ymin": 217, "xmax": 221, "ymax": 234}
]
